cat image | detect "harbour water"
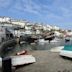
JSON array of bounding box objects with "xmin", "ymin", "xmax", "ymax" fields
[
  {"xmin": 3, "ymin": 38, "xmax": 65, "ymax": 56},
  {"xmin": 1, "ymin": 38, "xmax": 72, "ymax": 56}
]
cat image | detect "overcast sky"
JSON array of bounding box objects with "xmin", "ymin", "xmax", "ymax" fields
[{"xmin": 0, "ymin": 0, "xmax": 72, "ymax": 30}]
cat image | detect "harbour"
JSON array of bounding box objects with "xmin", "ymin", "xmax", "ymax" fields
[
  {"xmin": 0, "ymin": 38, "xmax": 72, "ymax": 72},
  {"xmin": 0, "ymin": 17, "xmax": 72, "ymax": 72},
  {"xmin": 1, "ymin": 38, "xmax": 65, "ymax": 56},
  {"xmin": 0, "ymin": 39, "xmax": 72, "ymax": 72},
  {"xmin": 1, "ymin": 0, "xmax": 72, "ymax": 71}
]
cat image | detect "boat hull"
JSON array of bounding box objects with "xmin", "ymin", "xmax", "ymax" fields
[
  {"xmin": 60, "ymin": 50, "xmax": 72, "ymax": 58},
  {"xmin": 0, "ymin": 55, "xmax": 36, "ymax": 67}
]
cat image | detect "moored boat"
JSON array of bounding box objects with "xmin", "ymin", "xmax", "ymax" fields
[
  {"xmin": 16, "ymin": 50, "xmax": 28, "ymax": 55},
  {"xmin": 60, "ymin": 45, "xmax": 72, "ymax": 58},
  {"xmin": 38, "ymin": 39, "xmax": 48, "ymax": 43}
]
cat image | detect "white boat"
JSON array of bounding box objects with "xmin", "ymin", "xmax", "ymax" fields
[
  {"xmin": 50, "ymin": 46, "xmax": 64, "ymax": 52},
  {"xmin": 38, "ymin": 39, "xmax": 48, "ymax": 43},
  {"xmin": 0, "ymin": 55, "xmax": 36, "ymax": 67},
  {"xmin": 11, "ymin": 55, "xmax": 36, "ymax": 66},
  {"xmin": 60, "ymin": 45, "xmax": 72, "ymax": 58},
  {"xmin": 50, "ymin": 38, "xmax": 60, "ymax": 43},
  {"xmin": 50, "ymin": 39, "xmax": 58, "ymax": 43},
  {"xmin": 60, "ymin": 50, "xmax": 72, "ymax": 58}
]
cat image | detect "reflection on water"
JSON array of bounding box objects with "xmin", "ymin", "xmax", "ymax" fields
[{"xmin": 1, "ymin": 38, "xmax": 72, "ymax": 56}]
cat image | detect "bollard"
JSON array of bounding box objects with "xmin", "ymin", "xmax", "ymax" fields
[{"xmin": 2, "ymin": 57, "xmax": 12, "ymax": 72}]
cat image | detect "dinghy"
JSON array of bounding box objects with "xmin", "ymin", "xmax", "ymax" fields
[
  {"xmin": 50, "ymin": 46, "xmax": 64, "ymax": 52},
  {"xmin": 16, "ymin": 50, "xmax": 28, "ymax": 55},
  {"xmin": 11, "ymin": 55, "xmax": 36, "ymax": 66},
  {"xmin": 0, "ymin": 55, "xmax": 36, "ymax": 67},
  {"xmin": 60, "ymin": 45, "xmax": 72, "ymax": 58},
  {"xmin": 38, "ymin": 39, "xmax": 48, "ymax": 43}
]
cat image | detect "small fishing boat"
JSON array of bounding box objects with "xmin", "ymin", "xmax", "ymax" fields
[
  {"xmin": 16, "ymin": 50, "xmax": 28, "ymax": 55},
  {"xmin": 65, "ymin": 36, "xmax": 70, "ymax": 43},
  {"xmin": 38, "ymin": 39, "xmax": 48, "ymax": 43},
  {"xmin": 50, "ymin": 38, "xmax": 60, "ymax": 43},
  {"xmin": 50, "ymin": 46, "xmax": 64, "ymax": 52},
  {"xmin": 0, "ymin": 55, "xmax": 36, "ymax": 67},
  {"xmin": 60, "ymin": 45, "xmax": 72, "ymax": 58},
  {"xmin": 44, "ymin": 35, "xmax": 55, "ymax": 43},
  {"xmin": 24, "ymin": 36, "xmax": 37, "ymax": 43},
  {"xmin": 11, "ymin": 55, "xmax": 36, "ymax": 66}
]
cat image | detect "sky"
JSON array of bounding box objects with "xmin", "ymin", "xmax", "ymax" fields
[{"xmin": 0, "ymin": 0, "xmax": 72, "ymax": 30}]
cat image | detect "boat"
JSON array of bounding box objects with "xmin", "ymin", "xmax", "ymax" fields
[
  {"xmin": 38, "ymin": 39, "xmax": 48, "ymax": 43},
  {"xmin": 43, "ymin": 32, "xmax": 55, "ymax": 43},
  {"xmin": 50, "ymin": 46, "xmax": 64, "ymax": 52},
  {"xmin": 16, "ymin": 50, "xmax": 28, "ymax": 55},
  {"xmin": 60, "ymin": 45, "xmax": 72, "ymax": 58},
  {"xmin": 24, "ymin": 35, "xmax": 37, "ymax": 43},
  {"xmin": 65, "ymin": 39, "xmax": 70, "ymax": 43},
  {"xmin": 11, "ymin": 55, "xmax": 36, "ymax": 66},
  {"xmin": 44, "ymin": 35, "xmax": 55, "ymax": 41},
  {"xmin": 0, "ymin": 55, "xmax": 36, "ymax": 67},
  {"xmin": 65, "ymin": 36, "xmax": 70, "ymax": 43},
  {"xmin": 50, "ymin": 38, "xmax": 60, "ymax": 43}
]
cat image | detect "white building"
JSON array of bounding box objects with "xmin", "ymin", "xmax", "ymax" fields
[
  {"xmin": 66, "ymin": 32, "xmax": 72, "ymax": 36},
  {"xmin": 43, "ymin": 25, "xmax": 51, "ymax": 31},
  {"xmin": 52, "ymin": 26, "xmax": 60, "ymax": 30},
  {"xmin": 47, "ymin": 25, "xmax": 52, "ymax": 29},
  {"xmin": 0, "ymin": 17, "xmax": 11, "ymax": 23},
  {"xmin": 11, "ymin": 19, "xmax": 27, "ymax": 27},
  {"xmin": 24, "ymin": 22, "xmax": 33, "ymax": 30},
  {"xmin": 54, "ymin": 31, "xmax": 62, "ymax": 37}
]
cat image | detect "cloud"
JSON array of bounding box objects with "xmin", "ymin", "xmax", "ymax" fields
[
  {"xmin": 9, "ymin": 0, "xmax": 72, "ymax": 24},
  {"xmin": 41, "ymin": 0, "xmax": 72, "ymax": 22},
  {"xmin": 60, "ymin": 7, "xmax": 72, "ymax": 18},
  {"xmin": 1, "ymin": 0, "xmax": 72, "ymax": 29},
  {"xmin": 8, "ymin": 0, "xmax": 41, "ymax": 15},
  {"xmin": 52, "ymin": 0, "xmax": 72, "ymax": 17},
  {"xmin": 0, "ymin": 0, "xmax": 72, "ymax": 18}
]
